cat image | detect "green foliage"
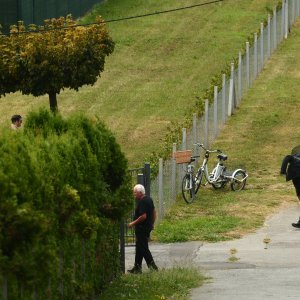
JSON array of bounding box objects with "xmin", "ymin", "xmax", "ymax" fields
[
  {"xmin": 0, "ymin": 109, "xmax": 132, "ymax": 297},
  {"xmin": 0, "ymin": 15, "xmax": 114, "ymax": 112}
]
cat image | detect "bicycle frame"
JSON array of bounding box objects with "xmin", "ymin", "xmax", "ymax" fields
[{"xmin": 195, "ymin": 151, "xmax": 224, "ymax": 185}]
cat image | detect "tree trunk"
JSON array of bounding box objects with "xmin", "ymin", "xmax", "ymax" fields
[{"xmin": 48, "ymin": 92, "xmax": 58, "ymax": 113}]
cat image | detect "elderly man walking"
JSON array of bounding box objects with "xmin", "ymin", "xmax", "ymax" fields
[{"xmin": 127, "ymin": 184, "xmax": 158, "ymax": 274}]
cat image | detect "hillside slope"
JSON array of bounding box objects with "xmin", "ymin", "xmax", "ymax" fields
[
  {"xmin": 155, "ymin": 19, "xmax": 300, "ymax": 243},
  {"xmin": 1, "ymin": 0, "xmax": 280, "ymax": 165}
]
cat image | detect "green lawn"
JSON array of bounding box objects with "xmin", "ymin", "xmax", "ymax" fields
[
  {"xmin": 99, "ymin": 267, "xmax": 206, "ymax": 300},
  {"xmin": 1, "ymin": 0, "xmax": 280, "ymax": 166}
]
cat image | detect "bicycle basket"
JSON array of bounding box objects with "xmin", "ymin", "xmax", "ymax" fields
[{"xmin": 173, "ymin": 150, "xmax": 192, "ymax": 164}]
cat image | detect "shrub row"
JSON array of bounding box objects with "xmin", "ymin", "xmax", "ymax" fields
[{"xmin": 0, "ymin": 109, "xmax": 132, "ymax": 299}]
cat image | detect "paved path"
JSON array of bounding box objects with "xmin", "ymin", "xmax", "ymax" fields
[{"xmin": 126, "ymin": 203, "xmax": 300, "ymax": 299}]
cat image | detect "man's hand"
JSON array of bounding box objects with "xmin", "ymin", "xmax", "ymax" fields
[{"xmin": 128, "ymin": 222, "xmax": 134, "ymax": 228}]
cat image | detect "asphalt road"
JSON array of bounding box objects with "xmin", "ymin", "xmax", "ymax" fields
[{"xmin": 125, "ymin": 203, "xmax": 300, "ymax": 299}]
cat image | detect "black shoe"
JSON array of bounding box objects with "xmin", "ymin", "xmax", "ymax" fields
[
  {"xmin": 292, "ymin": 217, "xmax": 300, "ymax": 228},
  {"xmin": 292, "ymin": 222, "xmax": 300, "ymax": 228},
  {"xmin": 148, "ymin": 261, "xmax": 158, "ymax": 271},
  {"xmin": 127, "ymin": 265, "xmax": 142, "ymax": 274}
]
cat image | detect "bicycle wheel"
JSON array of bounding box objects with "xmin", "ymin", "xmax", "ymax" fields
[
  {"xmin": 182, "ymin": 174, "xmax": 195, "ymax": 204},
  {"xmin": 231, "ymin": 170, "xmax": 247, "ymax": 191}
]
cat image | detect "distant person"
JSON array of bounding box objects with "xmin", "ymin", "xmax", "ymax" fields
[
  {"xmin": 127, "ymin": 184, "xmax": 158, "ymax": 273},
  {"xmin": 281, "ymin": 149, "xmax": 300, "ymax": 228},
  {"xmin": 11, "ymin": 115, "xmax": 22, "ymax": 130}
]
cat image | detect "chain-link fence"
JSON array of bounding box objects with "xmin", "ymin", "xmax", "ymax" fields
[{"xmin": 150, "ymin": 0, "xmax": 300, "ymax": 221}]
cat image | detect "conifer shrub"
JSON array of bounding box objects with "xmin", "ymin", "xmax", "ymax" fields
[{"xmin": 0, "ymin": 109, "xmax": 132, "ymax": 298}]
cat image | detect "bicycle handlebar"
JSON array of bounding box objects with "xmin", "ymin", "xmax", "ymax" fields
[{"xmin": 194, "ymin": 143, "xmax": 222, "ymax": 153}]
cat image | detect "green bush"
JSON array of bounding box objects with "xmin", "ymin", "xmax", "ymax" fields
[{"xmin": 0, "ymin": 109, "xmax": 132, "ymax": 298}]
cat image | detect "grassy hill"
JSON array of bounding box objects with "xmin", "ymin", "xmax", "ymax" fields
[
  {"xmin": 154, "ymin": 19, "xmax": 300, "ymax": 243},
  {"xmin": 1, "ymin": 0, "xmax": 280, "ymax": 165}
]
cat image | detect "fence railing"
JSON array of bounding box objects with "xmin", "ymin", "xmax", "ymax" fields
[{"xmin": 148, "ymin": 0, "xmax": 300, "ymax": 222}]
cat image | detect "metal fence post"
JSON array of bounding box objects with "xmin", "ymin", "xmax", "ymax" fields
[
  {"xmin": 273, "ymin": 7, "xmax": 277, "ymax": 49},
  {"xmin": 171, "ymin": 143, "xmax": 177, "ymax": 201},
  {"xmin": 260, "ymin": 22, "xmax": 264, "ymax": 70},
  {"xmin": 222, "ymin": 74, "xmax": 226, "ymax": 124},
  {"xmin": 204, "ymin": 100, "xmax": 209, "ymax": 148},
  {"xmin": 214, "ymin": 86, "xmax": 218, "ymax": 139},
  {"xmin": 143, "ymin": 162, "xmax": 151, "ymax": 197},
  {"xmin": 282, "ymin": 0, "xmax": 286, "ymax": 40},
  {"xmin": 230, "ymin": 62, "xmax": 237, "ymax": 109},
  {"xmin": 120, "ymin": 221, "xmax": 125, "ymax": 273},
  {"xmin": 267, "ymin": 14, "xmax": 271, "ymax": 58},
  {"xmin": 292, "ymin": 0, "xmax": 295, "ymax": 23},
  {"xmin": 137, "ymin": 173, "xmax": 144, "ymax": 185},
  {"xmin": 158, "ymin": 158, "xmax": 164, "ymax": 220},
  {"xmin": 238, "ymin": 52, "xmax": 242, "ymax": 104},
  {"xmin": 182, "ymin": 128, "xmax": 187, "ymax": 151},
  {"xmin": 192, "ymin": 113, "xmax": 197, "ymax": 145},
  {"xmin": 246, "ymin": 41, "xmax": 250, "ymax": 89},
  {"xmin": 254, "ymin": 33, "xmax": 258, "ymax": 79},
  {"xmin": 285, "ymin": 0, "xmax": 289, "ymax": 39},
  {"xmin": 228, "ymin": 78, "xmax": 234, "ymax": 117}
]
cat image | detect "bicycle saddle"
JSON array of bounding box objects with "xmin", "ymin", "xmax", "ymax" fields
[{"xmin": 217, "ymin": 154, "xmax": 227, "ymax": 161}]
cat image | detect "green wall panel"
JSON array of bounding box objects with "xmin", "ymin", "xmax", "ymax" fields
[{"xmin": 0, "ymin": 0, "xmax": 102, "ymax": 33}]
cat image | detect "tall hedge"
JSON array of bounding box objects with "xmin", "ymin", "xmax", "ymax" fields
[{"xmin": 0, "ymin": 109, "xmax": 132, "ymax": 298}]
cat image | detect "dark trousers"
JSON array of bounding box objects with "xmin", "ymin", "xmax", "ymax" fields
[
  {"xmin": 135, "ymin": 231, "xmax": 154, "ymax": 267},
  {"xmin": 292, "ymin": 177, "xmax": 300, "ymax": 200}
]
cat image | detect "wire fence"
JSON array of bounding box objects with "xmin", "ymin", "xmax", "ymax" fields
[{"xmin": 149, "ymin": 0, "xmax": 300, "ymax": 222}]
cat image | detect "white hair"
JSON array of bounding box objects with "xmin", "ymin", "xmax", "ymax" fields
[{"xmin": 134, "ymin": 184, "xmax": 145, "ymax": 195}]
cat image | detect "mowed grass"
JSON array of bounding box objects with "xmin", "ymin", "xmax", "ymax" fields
[
  {"xmin": 154, "ymin": 20, "xmax": 300, "ymax": 243},
  {"xmin": 99, "ymin": 267, "xmax": 206, "ymax": 300},
  {"xmin": 1, "ymin": 0, "xmax": 280, "ymax": 165}
]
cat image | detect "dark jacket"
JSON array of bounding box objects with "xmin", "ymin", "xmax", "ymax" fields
[
  {"xmin": 280, "ymin": 153, "xmax": 300, "ymax": 181},
  {"xmin": 134, "ymin": 195, "xmax": 155, "ymax": 234}
]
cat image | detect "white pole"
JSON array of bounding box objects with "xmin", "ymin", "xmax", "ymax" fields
[
  {"xmin": 171, "ymin": 143, "xmax": 177, "ymax": 201},
  {"xmin": 254, "ymin": 33, "xmax": 258, "ymax": 78},
  {"xmin": 228, "ymin": 79, "xmax": 233, "ymax": 117},
  {"xmin": 238, "ymin": 52, "xmax": 242, "ymax": 103},
  {"xmin": 285, "ymin": 0, "xmax": 289, "ymax": 39},
  {"xmin": 204, "ymin": 100, "xmax": 209, "ymax": 148},
  {"xmin": 214, "ymin": 86, "xmax": 218, "ymax": 138},
  {"xmin": 273, "ymin": 7, "xmax": 277, "ymax": 49},
  {"xmin": 222, "ymin": 74, "xmax": 226, "ymax": 124},
  {"xmin": 260, "ymin": 22, "xmax": 264, "ymax": 71},
  {"xmin": 158, "ymin": 158, "xmax": 164, "ymax": 220},
  {"xmin": 246, "ymin": 42, "xmax": 250, "ymax": 88}
]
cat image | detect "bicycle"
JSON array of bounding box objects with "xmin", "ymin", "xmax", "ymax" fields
[{"xmin": 180, "ymin": 143, "xmax": 248, "ymax": 204}]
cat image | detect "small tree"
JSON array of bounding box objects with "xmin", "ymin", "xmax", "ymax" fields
[{"xmin": 0, "ymin": 16, "xmax": 114, "ymax": 112}]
